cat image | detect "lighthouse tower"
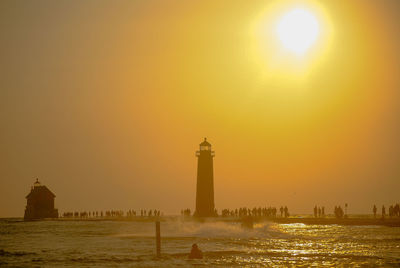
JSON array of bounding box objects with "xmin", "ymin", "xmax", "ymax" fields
[{"xmin": 194, "ymin": 138, "xmax": 216, "ymax": 217}]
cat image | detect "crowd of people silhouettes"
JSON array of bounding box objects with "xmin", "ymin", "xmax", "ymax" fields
[
  {"xmin": 60, "ymin": 204, "xmax": 400, "ymax": 219},
  {"xmin": 377, "ymin": 204, "xmax": 400, "ymax": 219},
  {"xmin": 62, "ymin": 209, "xmax": 162, "ymax": 218},
  {"xmin": 181, "ymin": 209, "xmax": 192, "ymax": 216},
  {"xmin": 180, "ymin": 206, "xmax": 290, "ymax": 218},
  {"xmin": 334, "ymin": 206, "xmax": 345, "ymax": 218},
  {"xmin": 313, "ymin": 206, "xmax": 325, "ymax": 218}
]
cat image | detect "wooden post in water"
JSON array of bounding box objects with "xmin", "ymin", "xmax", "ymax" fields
[{"xmin": 155, "ymin": 221, "xmax": 161, "ymax": 257}]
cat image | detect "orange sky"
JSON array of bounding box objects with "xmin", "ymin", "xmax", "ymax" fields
[{"xmin": 1, "ymin": 0, "xmax": 399, "ymax": 217}]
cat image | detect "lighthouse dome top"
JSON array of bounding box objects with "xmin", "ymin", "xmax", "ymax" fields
[
  {"xmin": 200, "ymin": 138, "xmax": 211, "ymax": 146},
  {"xmin": 199, "ymin": 138, "xmax": 212, "ymax": 151}
]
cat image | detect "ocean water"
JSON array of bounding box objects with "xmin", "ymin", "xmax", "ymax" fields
[{"xmin": 1, "ymin": 218, "xmax": 399, "ymax": 267}]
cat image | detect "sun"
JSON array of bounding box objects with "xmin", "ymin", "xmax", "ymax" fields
[
  {"xmin": 251, "ymin": 2, "xmax": 332, "ymax": 78},
  {"xmin": 276, "ymin": 9, "xmax": 320, "ymax": 55}
]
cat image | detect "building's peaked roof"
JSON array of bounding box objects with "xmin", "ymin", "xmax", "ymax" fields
[
  {"xmin": 26, "ymin": 185, "xmax": 56, "ymax": 199},
  {"xmin": 200, "ymin": 138, "xmax": 211, "ymax": 146}
]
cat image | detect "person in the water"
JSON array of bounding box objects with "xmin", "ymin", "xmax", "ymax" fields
[{"xmin": 189, "ymin": 243, "xmax": 203, "ymax": 259}]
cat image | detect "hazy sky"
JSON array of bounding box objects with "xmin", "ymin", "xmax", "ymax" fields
[{"xmin": 1, "ymin": 0, "xmax": 399, "ymax": 217}]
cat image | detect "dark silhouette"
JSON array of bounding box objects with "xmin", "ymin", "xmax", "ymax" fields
[
  {"xmin": 373, "ymin": 205, "xmax": 377, "ymax": 218},
  {"xmin": 181, "ymin": 208, "xmax": 191, "ymax": 216},
  {"xmin": 313, "ymin": 206, "xmax": 325, "ymax": 218},
  {"xmin": 334, "ymin": 206, "xmax": 344, "ymax": 219},
  {"xmin": 61, "ymin": 209, "xmax": 164, "ymax": 219},
  {"xmin": 156, "ymin": 221, "xmax": 161, "ymax": 257},
  {"xmin": 382, "ymin": 205, "xmax": 386, "ymax": 219},
  {"xmin": 394, "ymin": 204, "xmax": 400, "ymax": 217},
  {"xmin": 284, "ymin": 206, "xmax": 289, "ymax": 218},
  {"xmin": 189, "ymin": 244, "xmax": 203, "ymax": 259},
  {"xmin": 24, "ymin": 179, "xmax": 58, "ymax": 220},
  {"xmin": 220, "ymin": 206, "xmax": 278, "ymax": 218},
  {"xmin": 194, "ymin": 138, "xmax": 216, "ymax": 217},
  {"xmin": 387, "ymin": 204, "xmax": 400, "ymax": 218}
]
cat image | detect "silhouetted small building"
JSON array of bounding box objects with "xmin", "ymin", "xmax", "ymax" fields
[{"xmin": 24, "ymin": 179, "xmax": 58, "ymax": 220}]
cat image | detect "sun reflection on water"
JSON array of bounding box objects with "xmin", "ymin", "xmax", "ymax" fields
[{"xmin": 1, "ymin": 220, "xmax": 399, "ymax": 266}]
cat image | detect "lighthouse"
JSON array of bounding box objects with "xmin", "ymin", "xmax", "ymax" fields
[{"xmin": 194, "ymin": 138, "xmax": 216, "ymax": 217}]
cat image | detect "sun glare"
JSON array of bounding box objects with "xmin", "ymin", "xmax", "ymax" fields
[{"xmin": 277, "ymin": 9, "xmax": 320, "ymax": 55}]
